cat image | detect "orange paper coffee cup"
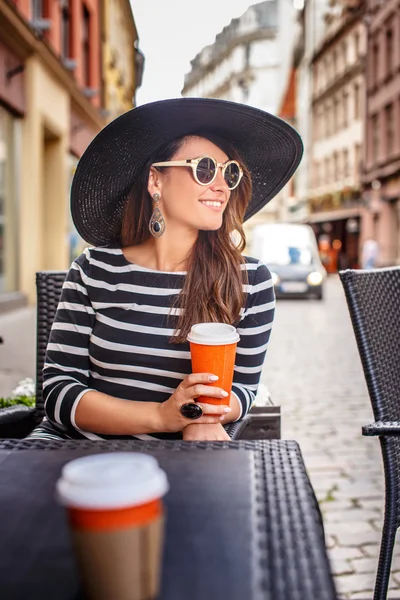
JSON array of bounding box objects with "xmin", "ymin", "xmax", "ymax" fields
[
  {"xmin": 187, "ymin": 323, "xmax": 240, "ymax": 405},
  {"xmin": 56, "ymin": 453, "xmax": 169, "ymax": 600}
]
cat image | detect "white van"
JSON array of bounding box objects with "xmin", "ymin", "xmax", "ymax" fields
[{"xmin": 249, "ymin": 223, "xmax": 327, "ymax": 300}]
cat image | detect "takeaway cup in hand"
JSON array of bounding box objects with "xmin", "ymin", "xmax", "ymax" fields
[
  {"xmin": 187, "ymin": 323, "xmax": 240, "ymax": 405},
  {"xmin": 56, "ymin": 453, "xmax": 169, "ymax": 600}
]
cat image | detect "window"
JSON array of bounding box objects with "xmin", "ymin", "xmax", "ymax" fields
[
  {"xmin": 322, "ymin": 58, "xmax": 328, "ymax": 88},
  {"xmin": 332, "ymin": 50, "xmax": 338, "ymax": 77},
  {"xmin": 314, "ymin": 108, "xmax": 321, "ymax": 140},
  {"xmin": 333, "ymin": 152, "xmax": 339, "ymax": 181},
  {"xmin": 61, "ymin": 1, "xmax": 71, "ymax": 59},
  {"xmin": 31, "ymin": 0, "xmax": 43, "ymax": 19},
  {"xmin": 326, "ymin": 104, "xmax": 331, "ymax": 136},
  {"xmin": 333, "ymin": 97, "xmax": 339, "ymax": 132},
  {"xmin": 342, "ymin": 40, "xmax": 347, "ymax": 70},
  {"xmin": 386, "ymin": 28, "xmax": 393, "ymax": 77},
  {"xmin": 343, "ymin": 149, "xmax": 349, "ymax": 178},
  {"xmin": 313, "ymin": 161, "xmax": 319, "ymax": 187},
  {"xmin": 385, "ymin": 104, "xmax": 394, "ymax": 156},
  {"xmin": 326, "ymin": 57, "xmax": 331, "ymax": 84},
  {"xmin": 244, "ymin": 44, "xmax": 251, "ymax": 68},
  {"xmin": 313, "ymin": 110, "xmax": 317, "ymax": 140},
  {"xmin": 324, "ymin": 157, "xmax": 330, "ymax": 184},
  {"xmin": 314, "ymin": 64, "xmax": 319, "ymax": 95},
  {"xmin": 342, "ymin": 90, "xmax": 348, "ymax": 128},
  {"xmin": 82, "ymin": 4, "xmax": 90, "ymax": 87},
  {"xmin": 320, "ymin": 106, "xmax": 325, "ymax": 139},
  {"xmin": 354, "ymin": 83, "xmax": 360, "ymax": 120},
  {"xmin": 354, "ymin": 31, "xmax": 360, "ymax": 59},
  {"xmin": 372, "ymin": 42, "xmax": 379, "ymax": 88},
  {"xmin": 372, "ymin": 114, "xmax": 379, "ymax": 163},
  {"xmin": 354, "ymin": 143, "xmax": 361, "ymax": 178}
]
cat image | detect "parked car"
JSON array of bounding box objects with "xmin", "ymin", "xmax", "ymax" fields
[{"xmin": 250, "ymin": 223, "xmax": 327, "ymax": 300}]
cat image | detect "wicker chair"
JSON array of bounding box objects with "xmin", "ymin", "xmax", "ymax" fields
[
  {"xmin": 339, "ymin": 266, "xmax": 400, "ymax": 600},
  {"xmin": 0, "ymin": 271, "xmax": 281, "ymax": 441}
]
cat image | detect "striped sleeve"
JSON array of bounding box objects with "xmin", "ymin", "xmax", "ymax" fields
[
  {"xmin": 42, "ymin": 250, "xmax": 96, "ymax": 430},
  {"xmin": 231, "ymin": 261, "xmax": 275, "ymax": 420}
]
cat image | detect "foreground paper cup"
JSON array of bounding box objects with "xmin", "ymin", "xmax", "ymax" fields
[
  {"xmin": 187, "ymin": 322, "xmax": 240, "ymax": 405},
  {"xmin": 56, "ymin": 453, "xmax": 169, "ymax": 600}
]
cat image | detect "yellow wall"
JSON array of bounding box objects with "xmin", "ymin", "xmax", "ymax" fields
[
  {"xmin": 102, "ymin": 0, "xmax": 137, "ymax": 121},
  {"xmin": 20, "ymin": 56, "xmax": 69, "ymax": 302}
]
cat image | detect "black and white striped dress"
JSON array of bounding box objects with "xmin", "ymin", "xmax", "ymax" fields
[{"xmin": 38, "ymin": 247, "xmax": 275, "ymax": 440}]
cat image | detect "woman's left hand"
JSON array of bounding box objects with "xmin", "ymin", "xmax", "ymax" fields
[{"xmin": 182, "ymin": 422, "xmax": 231, "ymax": 441}]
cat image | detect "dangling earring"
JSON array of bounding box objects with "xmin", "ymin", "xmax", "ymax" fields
[{"xmin": 149, "ymin": 193, "xmax": 166, "ymax": 238}]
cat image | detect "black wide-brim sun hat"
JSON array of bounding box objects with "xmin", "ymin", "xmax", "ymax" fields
[{"xmin": 71, "ymin": 98, "xmax": 303, "ymax": 246}]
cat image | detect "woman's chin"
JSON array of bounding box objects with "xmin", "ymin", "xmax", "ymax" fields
[
  {"xmin": 197, "ymin": 216, "xmax": 223, "ymax": 232},
  {"xmin": 199, "ymin": 223, "xmax": 223, "ymax": 232}
]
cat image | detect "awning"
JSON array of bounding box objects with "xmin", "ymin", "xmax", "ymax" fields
[{"xmin": 304, "ymin": 207, "xmax": 361, "ymax": 224}]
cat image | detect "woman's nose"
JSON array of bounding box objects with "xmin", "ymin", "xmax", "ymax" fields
[{"xmin": 211, "ymin": 167, "xmax": 227, "ymax": 191}]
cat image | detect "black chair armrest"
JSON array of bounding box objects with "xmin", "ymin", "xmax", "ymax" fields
[
  {"xmin": 228, "ymin": 384, "xmax": 281, "ymax": 440},
  {"xmin": 0, "ymin": 406, "xmax": 36, "ymax": 439},
  {"xmin": 224, "ymin": 415, "xmax": 251, "ymax": 439},
  {"xmin": 238, "ymin": 405, "xmax": 281, "ymax": 439},
  {"xmin": 362, "ymin": 421, "xmax": 400, "ymax": 436}
]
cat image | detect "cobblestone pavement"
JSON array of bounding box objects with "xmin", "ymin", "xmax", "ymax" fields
[{"xmin": 261, "ymin": 275, "xmax": 400, "ymax": 599}]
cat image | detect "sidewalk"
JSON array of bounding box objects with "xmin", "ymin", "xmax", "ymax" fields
[
  {"xmin": 0, "ymin": 307, "xmax": 36, "ymax": 397},
  {"xmin": 262, "ymin": 276, "xmax": 399, "ymax": 599}
]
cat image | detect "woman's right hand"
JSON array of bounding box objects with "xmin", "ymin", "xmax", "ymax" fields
[{"xmin": 158, "ymin": 373, "xmax": 231, "ymax": 433}]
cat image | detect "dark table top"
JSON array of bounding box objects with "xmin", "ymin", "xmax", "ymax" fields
[{"xmin": 0, "ymin": 438, "xmax": 337, "ymax": 600}]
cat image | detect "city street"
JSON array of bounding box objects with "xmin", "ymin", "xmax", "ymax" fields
[{"xmin": 263, "ymin": 275, "xmax": 399, "ymax": 599}]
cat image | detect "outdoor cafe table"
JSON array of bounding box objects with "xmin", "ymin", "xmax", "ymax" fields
[{"xmin": 0, "ymin": 438, "xmax": 338, "ymax": 600}]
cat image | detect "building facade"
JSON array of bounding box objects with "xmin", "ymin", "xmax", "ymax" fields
[
  {"xmin": 0, "ymin": 0, "xmax": 142, "ymax": 307},
  {"xmin": 307, "ymin": 0, "xmax": 366, "ymax": 270},
  {"xmin": 276, "ymin": 67, "xmax": 298, "ymax": 222},
  {"xmin": 289, "ymin": 0, "xmax": 331, "ymax": 225},
  {"xmin": 362, "ymin": 0, "xmax": 400, "ymax": 267},
  {"xmin": 182, "ymin": 0, "xmax": 301, "ymax": 245},
  {"xmin": 182, "ymin": 1, "xmax": 280, "ymax": 112},
  {"xmin": 101, "ymin": 0, "xmax": 144, "ymax": 123}
]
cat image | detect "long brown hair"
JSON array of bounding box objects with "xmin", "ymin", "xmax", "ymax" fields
[{"xmin": 119, "ymin": 133, "xmax": 253, "ymax": 344}]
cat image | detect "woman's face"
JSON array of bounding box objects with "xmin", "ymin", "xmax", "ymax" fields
[{"xmin": 148, "ymin": 136, "xmax": 232, "ymax": 233}]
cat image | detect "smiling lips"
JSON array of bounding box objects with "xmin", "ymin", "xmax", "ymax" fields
[{"xmin": 199, "ymin": 200, "xmax": 223, "ymax": 211}]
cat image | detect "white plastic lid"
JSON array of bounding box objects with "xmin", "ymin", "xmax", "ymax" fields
[
  {"xmin": 56, "ymin": 452, "xmax": 169, "ymax": 510},
  {"xmin": 187, "ymin": 322, "xmax": 240, "ymax": 346}
]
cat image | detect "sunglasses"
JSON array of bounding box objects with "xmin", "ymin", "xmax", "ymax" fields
[{"xmin": 152, "ymin": 156, "xmax": 243, "ymax": 190}]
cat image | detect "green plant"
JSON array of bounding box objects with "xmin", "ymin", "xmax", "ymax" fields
[
  {"xmin": 0, "ymin": 395, "xmax": 36, "ymax": 409},
  {"xmin": 0, "ymin": 378, "xmax": 36, "ymax": 409}
]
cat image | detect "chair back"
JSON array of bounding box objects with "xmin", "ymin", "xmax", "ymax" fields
[
  {"xmin": 35, "ymin": 271, "xmax": 67, "ymax": 422},
  {"xmin": 339, "ymin": 267, "xmax": 400, "ymax": 422}
]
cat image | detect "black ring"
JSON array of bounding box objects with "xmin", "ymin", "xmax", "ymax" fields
[{"xmin": 180, "ymin": 403, "xmax": 203, "ymax": 420}]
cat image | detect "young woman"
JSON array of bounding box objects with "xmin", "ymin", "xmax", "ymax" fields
[{"xmin": 39, "ymin": 98, "xmax": 303, "ymax": 442}]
